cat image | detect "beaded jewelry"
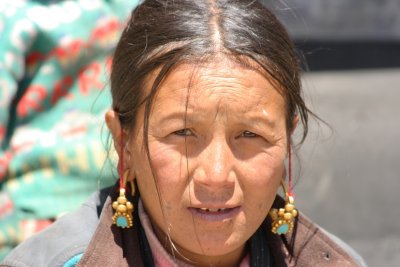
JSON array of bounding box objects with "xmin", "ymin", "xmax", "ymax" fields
[
  {"xmin": 269, "ymin": 143, "xmax": 298, "ymax": 235},
  {"xmin": 112, "ymin": 132, "xmax": 134, "ymax": 228},
  {"xmin": 112, "ymin": 170, "xmax": 134, "ymax": 228}
]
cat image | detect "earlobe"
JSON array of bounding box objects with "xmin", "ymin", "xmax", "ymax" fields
[
  {"xmin": 281, "ymin": 168, "xmax": 287, "ymax": 183},
  {"xmin": 123, "ymin": 145, "xmax": 138, "ymax": 183},
  {"xmin": 106, "ymin": 110, "xmax": 136, "ymax": 175},
  {"xmin": 290, "ymin": 115, "xmax": 300, "ymax": 135},
  {"xmin": 105, "ymin": 109, "xmax": 122, "ymax": 146}
]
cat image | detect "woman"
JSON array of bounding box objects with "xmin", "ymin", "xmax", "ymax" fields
[{"xmin": 2, "ymin": 0, "xmax": 365, "ymax": 266}]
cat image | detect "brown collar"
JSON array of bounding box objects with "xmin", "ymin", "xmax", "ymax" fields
[{"xmin": 265, "ymin": 196, "xmax": 360, "ymax": 267}]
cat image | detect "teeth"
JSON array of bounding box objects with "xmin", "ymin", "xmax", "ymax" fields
[{"xmin": 199, "ymin": 208, "xmax": 227, "ymax": 212}]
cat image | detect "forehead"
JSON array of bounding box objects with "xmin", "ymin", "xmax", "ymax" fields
[{"xmin": 146, "ymin": 59, "xmax": 286, "ymax": 115}]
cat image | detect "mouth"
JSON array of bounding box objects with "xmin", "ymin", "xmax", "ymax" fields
[
  {"xmin": 188, "ymin": 206, "xmax": 241, "ymax": 222},
  {"xmin": 198, "ymin": 208, "xmax": 229, "ymax": 213}
]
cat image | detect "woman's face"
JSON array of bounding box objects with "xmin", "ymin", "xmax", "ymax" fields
[{"xmin": 126, "ymin": 59, "xmax": 289, "ymax": 265}]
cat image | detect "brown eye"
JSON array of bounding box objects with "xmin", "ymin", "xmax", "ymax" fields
[
  {"xmin": 174, "ymin": 128, "xmax": 193, "ymax": 136},
  {"xmin": 240, "ymin": 131, "xmax": 258, "ymax": 138}
]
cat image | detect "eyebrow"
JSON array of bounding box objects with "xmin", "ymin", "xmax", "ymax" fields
[
  {"xmin": 152, "ymin": 110, "xmax": 191, "ymax": 124},
  {"xmin": 154, "ymin": 109, "xmax": 279, "ymax": 130},
  {"xmin": 247, "ymin": 114, "xmax": 277, "ymax": 127}
]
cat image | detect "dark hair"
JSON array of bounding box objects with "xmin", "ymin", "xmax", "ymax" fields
[{"xmin": 111, "ymin": 0, "xmax": 312, "ymax": 145}]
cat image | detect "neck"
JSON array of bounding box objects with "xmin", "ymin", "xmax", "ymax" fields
[
  {"xmin": 153, "ymin": 226, "xmax": 247, "ymax": 267},
  {"xmin": 175, "ymin": 244, "xmax": 247, "ymax": 267}
]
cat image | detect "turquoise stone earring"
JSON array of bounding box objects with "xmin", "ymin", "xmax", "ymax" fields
[
  {"xmin": 112, "ymin": 170, "xmax": 134, "ymax": 228},
  {"xmin": 269, "ymin": 181, "xmax": 298, "ymax": 235}
]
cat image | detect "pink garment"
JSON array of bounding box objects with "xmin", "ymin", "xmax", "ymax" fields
[{"xmin": 138, "ymin": 200, "xmax": 250, "ymax": 267}]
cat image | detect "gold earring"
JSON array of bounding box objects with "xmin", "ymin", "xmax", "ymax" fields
[
  {"xmin": 269, "ymin": 181, "xmax": 298, "ymax": 235},
  {"xmin": 112, "ymin": 170, "xmax": 134, "ymax": 228}
]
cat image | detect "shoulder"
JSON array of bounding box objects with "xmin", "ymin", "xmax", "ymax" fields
[
  {"xmin": 322, "ymin": 229, "xmax": 367, "ymax": 267},
  {"xmin": 293, "ymin": 213, "xmax": 367, "ymax": 267},
  {"xmin": 266, "ymin": 196, "xmax": 367, "ymax": 267},
  {"xmin": 1, "ymin": 187, "xmax": 112, "ymax": 267}
]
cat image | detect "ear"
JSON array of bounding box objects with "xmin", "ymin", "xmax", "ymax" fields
[
  {"xmin": 281, "ymin": 167, "xmax": 287, "ymax": 184},
  {"xmin": 290, "ymin": 114, "xmax": 300, "ymax": 136},
  {"xmin": 105, "ymin": 110, "xmax": 135, "ymax": 179},
  {"xmin": 105, "ymin": 109, "xmax": 122, "ymax": 153}
]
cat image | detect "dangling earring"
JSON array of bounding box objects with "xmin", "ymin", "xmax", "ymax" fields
[
  {"xmin": 112, "ymin": 170, "xmax": 134, "ymax": 228},
  {"xmin": 269, "ymin": 143, "xmax": 298, "ymax": 235},
  {"xmin": 112, "ymin": 132, "xmax": 134, "ymax": 229},
  {"xmin": 269, "ymin": 181, "xmax": 298, "ymax": 235}
]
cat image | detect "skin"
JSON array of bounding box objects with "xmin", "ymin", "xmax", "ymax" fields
[{"xmin": 106, "ymin": 58, "xmax": 297, "ymax": 266}]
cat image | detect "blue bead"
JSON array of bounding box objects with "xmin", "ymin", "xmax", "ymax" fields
[
  {"xmin": 277, "ymin": 224, "xmax": 289, "ymax": 234},
  {"xmin": 116, "ymin": 216, "xmax": 128, "ymax": 228}
]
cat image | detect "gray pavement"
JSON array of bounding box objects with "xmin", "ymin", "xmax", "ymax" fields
[{"xmin": 295, "ymin": 69, "xmax": 400, "ymax": 267}]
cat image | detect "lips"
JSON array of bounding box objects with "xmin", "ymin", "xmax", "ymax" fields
[
  {"xmin": 198, "ymin": 208, "xmax": 229, "ymax": 212},
  {"xmin": 188, "ymin": 206, "xmax": 241, "ymax": 221}
]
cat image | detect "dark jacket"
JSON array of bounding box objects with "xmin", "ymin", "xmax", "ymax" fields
[{"xmin": 1, "ymin": 186, "xmax": 366, "ymax": 267}]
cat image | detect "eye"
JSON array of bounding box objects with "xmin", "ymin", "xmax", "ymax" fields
[
  {"xmin": 174, "ymin": 128, "xmax": 193, "ymax": 136},
  {"xmin": 239, "ymin": 130, "xmax": 258, "ymax": 138}
]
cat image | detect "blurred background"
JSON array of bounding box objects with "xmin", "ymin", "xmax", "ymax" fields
[{"xmin": 262, "ymin": 0, "xmax": 400, "ymax": 266}]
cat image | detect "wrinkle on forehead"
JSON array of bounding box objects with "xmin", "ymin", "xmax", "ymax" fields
[
  {"xmin": 186, "ymin": 63, "xmax": 281, "ymax": 114},
  {"xmin": 146, "ymin": 58, "xmax": 285, "ymax": 123}
]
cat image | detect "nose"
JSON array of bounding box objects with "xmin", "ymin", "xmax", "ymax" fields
[{"xmin": 193, "ymin": 137, "xmax": 235, "ymax": 191}]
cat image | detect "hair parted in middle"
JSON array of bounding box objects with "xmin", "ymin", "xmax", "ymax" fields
[{"xmin": 110, "ymin": 0, "xmax": 311, "ymax": 146}]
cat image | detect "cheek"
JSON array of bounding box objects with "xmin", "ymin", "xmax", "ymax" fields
[
  {"xmin": 133, "ymin": 141, "xmax": 188, "ymax": 232},
  {"xmin": 147, "ymin": 142, "xmax": 188, "ymax": 201},
  {"xmin": 242, "ymin": 151, "xmax": 285, "ymax": 209}
]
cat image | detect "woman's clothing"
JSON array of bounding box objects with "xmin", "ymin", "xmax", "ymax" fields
[
  {"xmin": 1, "ymin": 186, "xmax": 366, "ymax": 267},
  {"xmin": 138, "ymin": 200, "xmax": 250, "ymax": 267}
]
